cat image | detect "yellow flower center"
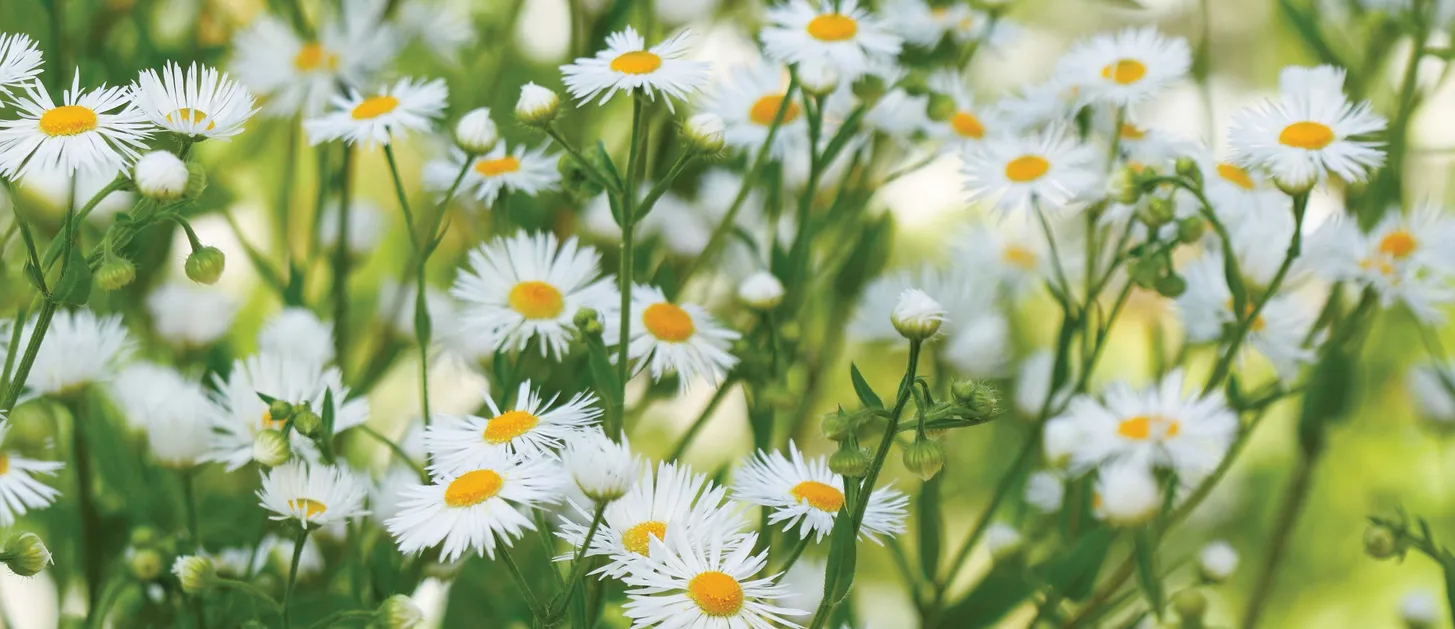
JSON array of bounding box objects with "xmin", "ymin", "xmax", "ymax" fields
[
  {"xmin": 749, "ymin": 95, "xmax": 800, "ymax": 126},
  {"xmin": 1101, "ymin": 59, "xmax": 1147, "ymax": 85},
  {"xmin": 1002, "ymin": 245, "xmax": 1037, "ymax": 269},
  {"xmin": 1120, "ymin": 123, "xmax": 1145, "ymax": 140},
  {"xmin": 294, "ymin": 43, "xmax": 338, "ymax": 72},
  {"xmin": 475, "ymin": 156, "xmax": 521, "ymax": 177},
  {"xmin": 0, "ymin": 453, "xmax": 9, "ymax": 475},
  {"xmin": 1379, "ymin": 230, "xmax": 1417, "ymax": 259},
  {"xmin": 790, "ymin": 480, "xmax": 845, "ymax": 512},
  {"xmin": 38, "ymin": 105, "xmax": 98, "ymax": 137},
  {"xmin": 1360, "ymin": 257, "xmax": 1396, "ymax": 277},
  {"xmin": 351, "ymin": 95, "xmax": 399, "ymax": 120},
  {"xmin": 622, "ymin": 520, "xmax": 668, "ymax": 556},
  {"xmin": 260, "ymin": 410, "xmax": 286, "ymax": 431},
  {"xmin": 444, "ymin": 469, "xmax": 504, "ymax": 507},
  {"xmin": 950, "ymin": 111, "xmax": 985, "ymax": 139},
  {"xmin": 643, "ymin": 302, "xmax": 695, "ymax": 342},
  {"xmin": 1217, "ymin": 163, "xmax": 1255, "ymax": 190},
  {"xmin": 1226, "ymin": 299, "xmax": 1267, "ymax": 331},
  {"xmin": 483, "ymin": 410, "xmax": 540, "ymax": 444},
  {"xmin": 288, "ymin": 498, "xmax": 327, "ymax": 519},
  {"xmin": 508, "ymin": 280, "xmax": 565, "ymax": 319},
  {"xmin": 1004, "ymin": 155, "xmax": 1050, "ymax": 183},
  {"xmin": 166, "ymin": 108, "xmax": 217, "ymax": 131},
  {"xmin": 806, "ymin": 14, "xmax": 858, "ymax": 41},
  {"xmin": 1278, "ymin": 121, "xmax": 1335, "ymax": 150},
  {"xmin": 610, "ymin": 51, "xmax": 662, "ymax": 75},
  {"xmin": 1116, "ymin": 415, "xmax": 1181, "ymax": 441},
  {"xmin": 687, "ymin": 571, "xmax": 744, "ymax": 617}
]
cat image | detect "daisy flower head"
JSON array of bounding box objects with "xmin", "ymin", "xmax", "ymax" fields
[
  {"xmin": 146, "ymin": 281, "xmax": 238, "ymax": 348},
  {"xmin": 257, "ymin": 307, "xmax": 336, "ymax": 366},
  {"xmin": 962, "ymin": 123, "xmax": 1099, "ymax": 215},
  {"xmin": 229, "ymin": 10, "xmax": 399, "ymax": 118},
  {"xmin": 864, "ymin": 87, "xmax": 932, "ymax": 145},
  {"xmin": 1055, "ymin": 26, "xmax": 1191, "ymax": 108},
  {"xmin": 398, "ymin": 0, "xmax": 478, "ymax": 66},
  {"xmin": 620, "ymin": 530, "xmax": 805, "ymax": 629},
  {"xmin": 558, "ymin": 461, "xmax": 747, "ymax": 579},
  {"xmin": 0, "ymin": 419, "xmax": 63, "ymax": 526},
  {"xmin": 387, "ymin": 448, "xmax": 565, "ymax": 562},
  {"xmin": 732, "ymin": 442, "xmax": 908, "ymax": 543},
  {"xmin": 926, "ymin": 70, "xmax": 1005, "ymax": 147},
  {"xmin": 15, "ymin": 309, "xmax": 133, "ymax": 397},
  {"xmin": 207, "ymin": 351, "xmax": 369, "ymax": 471},
  {"xmin": 1194, "ymin": 155, "xmax": 1288, "ymax": 228},
  {"xmin": 561, "ymin": 430, "xmax": 641, "ymax": 504},
  {"xmin": 995, "ymin": 78, "xmax": 1082, "ymax": 134},
  {"xmin": 258, "ymin": 461, "xmax": 369, "ymax": 528},
  {"xmin": 109, "ymin": 363, "xmax": 214, "ymax": 468},
  {"xmin": 0, "ymin": 34, "xmax": 43, "ymax": 94},
  {"xmin": 1053, "ymin": 369, "xmax": 1237, "ymax": 478},
  {"xmin": 761, "ymin": 0, "xmax": 902, "ymax": 81},
  {"xmin": 0, "ymin": 74, "xmax": 152, "ymax": 179},
  {"xmin": 317, "ymin": 197, "xmax": 386, "ymax": 257},
  {"xmin": 423, "ymin": 380, "xmax": 601, "ymax": 469},
  {"xmin": 133, "ymin": 62, "xmax": 257, "ymax": 139},
  {"xmin": 304, "ymin": 77, "xmax": 448, "ymax": 147},
  {"xmin": 451, "ymin": 231, "xmax": 617, "ymax": 358},
  {"xmin": 1093, "ymin": 456, "xmax": 1161, "ymax": 526},
  {"xmin": 628, "ymin": 285, "xmax": 740, "ymax": 390},
  {"xmin": 951, "ymin": 219, "xmax": 1054, "ymax": 298},
  {"xmin": 560, "ymin": 26, "xmax": 709, "ymax": 111},
  {"xmin": 425, "ymin": 144, "xmax": 560, "ymax": 208},
  {"xmin": 700, "ymin": 61, "xmax": 808, "ymax": 159},
  {"xmin": 1176, "ymin": 251, "xmax": 1315, "ymax": 379},
  {"xmin": 1307, "ymin": 206, "xmax": 1455, "ymax": 323},
  {"xmin": 1229, "ymin": 65, "xmax": 1386, "ymax": 189}
]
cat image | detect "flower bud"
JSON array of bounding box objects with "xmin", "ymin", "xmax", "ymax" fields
[
  {"xmin": 1154, "ymin": 273, "xmax": 1186, "ymax": 298},
  {"xmin": 455, "ymin": 108, "xmax": 499, "ymax": 154},
  {"xmin": 1197, "ymin": 540, "xmax": 1239, "ymax": 583},
  {"xmin": 573, "ymin": 307, "xmax": 604, "ymax": 337},
  {"xmin": 820, "ymin": 409, "xmax": 858, "ymax": 441},
  {"xmin": 951, "ymin": 380, "xmax": 1000, "ymax": 417},
  {"xmin": 684, "ymin": 113, "xmax": 725, "ymax": 154},
  {"xmin": 130, "ymin": 526, "xmax": 161, "ymax": 548},
  {"xmin": 172, "ymin": 555, "xmax": 217, "ymax": 594},
  {"xmin": 379, "ymin": 594, "xmax": 425, "ymax": 629},
  {"xmin": 1365, "ymin": 525, "xmax": 1399, "ymax": 560},
  {"xmin": 1177, "ymin": 216, "xmax": 1206, "ymax": 244},
  {"xmin": 515, "ymin": 82, "xmax": 560, "ymax": 127},
  {"xmin": 563, "ymin": 431, "xmax": 639, "ymax": 504},
  {"xmin": 185, "ymin": 246, "xmax": 225, "ymax": 285},
  {"xmin": 926, "ymin": 93, "xmax": 956, "ymax": 122},
  {"xmin": 134, "ymin": 151, "xmax": 189, "ymax": 201},
  {"xmin": 828, "ymin": 444, "xmax": 871, "ymax": 477},
  {"xmin": 128, "ymin": 547, "xmax": 165, "ymax": 581},
  {"xmin": 851, "ymin": 73, "xmax": 886, "ymax": 105},
  {"xmin": 1, "ymin": 532, "xmax": 51, "ymax": 577},
  {"xmin": 1097, "ymin": 462, "xmax": 1160, "ymax": 526},
  {"xmin": 96, "ymin": 256, "xmax": 137, "ymax": 291},
  {"xmin": 1137, "ymin": 196, "xmax": 1174, "ymax": 229},
  {"xmin": 890, "ymin": 289, "xmax": 946, "ymax": 341},
  {"xmin": 901, "ymin": 439, "xmax": 946, "ymax": 481},
  {"xmin": 268, "ymin": 399, "xmax": 295, "ymax": 423},
  {"xmin": 797, "ymin": 61, "xmax": 839, "ymax": 96},
  {"xmin": 1174, "ymin": 156, "xmax": 1202, "ymax": 186},
  {"xmin": 1171, "ymin": 589, "xmax": 1207, "ymax": 622},
  {"xmin": 253, "ymin": 429, "xmax": 291, "ymax": 467},
  {"xmin": 1109, "ymin": 168, "xmax": 1140, "ymax": 205},
  {"xmin": 738, "ymin": 271, "xmax": 785, "ymax": 310},
  {"xmin": 292, "ymin": 405, "xmax": 322, "ymax": 437}
]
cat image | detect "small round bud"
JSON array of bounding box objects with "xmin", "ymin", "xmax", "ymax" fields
[
  {"xmin": 797, "ymin": 61, "xmax": 839, "ymax": 96},
  {"xmin": 133, "ymin": 151, "xmax": 189, "ymax": 201},
  {"xmin": 185, "ymin": 246, "xmax": 226, "ymax": 285},
  {"xmin": 562, "ymin": 431, "xmax": 639, "ymax": 504},
  {"xmin": 1365, "ymin": 525, "xmax": 1399, "ymax": 560},
  {"xmin": 738, "ymin": 271, "xmax": 785, "ymax": 310},
  {"xmin": 1138, "ymin": 196, "xmax": 1175, "ymax": 229},
  {"xmin": 851, "ymin": 73, "xmax": 887, "ymax": 105},
  {"xmin": 1177, "ymin": 216, "xmax": 1206, "ymax": 244},
  {"xmin": 821, "ymin": 410, "xmax": 858, "ymax": 441},
  {"xmin": 926, "ymin": 93, "xmax": 955, "ymax": 122},
  {"xmin": 171, "ymin": 555, "xmax": 217, "ymax": 594},
  {"xmin": 684, "ymin": 113, "xmax": 725, "ymax": 154},
  {"xmin": 1, "ymin": 532, "xmax": 51, "ymax": 577},
  {"xmin": 130, "ymin": 526, "xmax": 161, "ymax": 548},
  {"xmin": 1131, "ymin": 259, "xmax": 1161, "ymax": 289},
  {"xmin": 253, "ymin": 429, "xmax": 291, "ymax": 467},
  {"xmin": 1198, "ymin": 540, "xmax": 1239, "ymax": 583},
  {"xmin": 901, "ymin": 439, "xmax": 946, "ymax": 481},
  {"xmin": 292, "ymin": 405, "xmax": 322, "ymax": 437},
  {"xmin": 1097, "ymin": 463, "xmax": 1160, "ymax": 526},
  {"xmin": 454, "ymin": 108, "xmax": 499, "ymax": 154},
  {"xmin": 891, "ymin": 289, "xmax": 946, "ymax": 341},
  {"xmin": 984, "ymin": 523, "xmax": 1023, "ymax": 562},
  {"xmin": 1274, "ymin": 174, "xmax": 1314, "ymax": 197},
  {"xmin": 268, "ymin": 399, "xmax": 295, "ymax": 423},
  {"xmin": 515, "ymin": 82, "xmax": 560, "ymax": 127},
  {"xmin": 1171, "ymin": 589, "xmax": 1208, "ymax": 621},
  {"xmin": 1109, "ymin": 168, "xmax": 1140, "ymax": 205},
  {"xmin": 1154, "ymin": 273, "xmax": 1187, "ymax": 298},
  {"xmin": 1174, "ymin": 156, "xmax": 1202, "ymax": 185},
  {"xmin": 573, "ymin": 307, "xmax": 604, "ymax": 337},
  {"xmin": 828, "ymin": 444, "xmax": 871, "ymax": 477},
  {"xmin": 96, "ymin": 256, "xmax": 137, "ymax": 291},
  {"xmin": 128, "ymin": 547, "xmax": 165, "ymax": 581},
  {"xmin": 379, "ymin": 594, "xmax": 425, "ymax": 629},
  {"xmin": 952, "ymin": 380, "xmax": 1001, "ymax": 417}
]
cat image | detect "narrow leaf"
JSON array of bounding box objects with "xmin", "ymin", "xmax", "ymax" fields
[
  {"xmin": 849, "ymin": 363, "xmax": 884, "ymax": 409},
  {"xmin": 1133, "ymin": 528, "xmax": 1163, "ymax": 617}
]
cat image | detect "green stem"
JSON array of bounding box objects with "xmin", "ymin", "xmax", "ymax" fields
[
  {"xmin": 331, "ymin": 146, "xmax": 354, "ymax": 376},
  {"xmin": 304, "ymin": 609, "xmax": 376, "ymax": 629},
  {"xmin": 543, "ymin": 125, "xmax": 619, "ymax": 195},
  {"xmin": 282, "ymin": 528, "xmax": 309, "ymax": 629},
  {"xmin": 214, "ymin": 577, "xmax": 284, "ymax": 612},
  {"xmin": 1, "ymin": 299, "xmax": 56, "ymax": 412},
  {"xmin": 609, "ymin": 97, "xmax": 647, "ymax": 438},
  {"xmin": 666, "ymin": 376, "xmax": 737, "ymax": 460},
  {"xmin": 1240, "ymin": 451, "xmax": 1319, "ymax": 629},
  {"xmin": 547, "ymin": 503, "xmax": 606, "ymax": 620},
  {"xmin": 67, "ymin": 393, "xmax": 104, "ymax": 607},
  {"xmin": 498, "ymin": 541, "xmax": 544, "ymax": 619},
  {"xmin": 358, "ymin": 425, "xmax": 428, "ymax": 481},
  {"xmin": 84, "ymin": 574, "xmax": 126, "ymax": 629},
  {"xmin": 775, "ymin": 534, "xmax": 811, "ymax": 576}
]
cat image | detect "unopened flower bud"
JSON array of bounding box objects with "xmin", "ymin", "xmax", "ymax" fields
[
  {"xmin": 1154, "ymin": 273, "xmax": 1186, "ymax": 298},
  {"xmin": 851, "ymin": 73, "xmax": 886, "ymax": 105},
  {"xmin": 128, "ymin": 547, "xmax": 165, "ymax": 581},
  {"xmin": 1198, "ymin": 540, "xmax": 1239, "ymax": 583},
  {"xmin": 1, "ymin": 532, "xmax": 51, "ymax": 577},
  {"xmin": 901, "ymin": 439, "xmax": 946, "ymax": 481},
  {"xmin": 1098, "ymin": 463, "xmax": 1160, "ymax": 526},
  {"xmin": 253, "ymin": 429, "xmax": 291, "ymax": 467},
  {"xmin": 172, "ymin": 555, "xmax": 217, "ymax": 594},
  {"xmin": 185, "ymin": 246, "xmax": 225, "ymax": 285},
  {"xmin": 515, "ymin": 83, "xmax": 559, "ymax": 127},
  {"xmin": 1172, "ymin": 589, "xmax": 1208, "ymax": 621},
  {"xmin": 738, "ymin": 271, "xmax": 785, "ymax": 310},
  {"xmin": 1365, "ymin": 525, "xmax": 1399, "ymax": 560},
  {"xmin": 1177, "ymin": 216, "xmax": 1206, "ymax": 244},
  {"xmin": 1138, "ymin": 196, "xmax": 1174, "ymax": 228},
  {"xmin": 379, "ymin": 594, "xmax": 425, "ymax": 629},
  {"xmin": 798, "ymin": 61, "xmax": 839, "ymax": 96},
  {"xmin": 1175, "ymin": 156, "xmax": 1202, "ymax": 186},
  {"xmin": 821, "ymin": 409, "xmax": 857, "ymax": 441},
  {"xmin": 96, "ymin": 256, "xmax": 136, "ymax": 291},
  {"xmin": 951, "ymin": 380, "xmax": 1000, "ymax": 416},
  {"xmin": 574, "ymin": 308, "xmax": 604, "ymax": 337},
  {"xmin": 828, "ymin": 445, "xmax": 871, "ymax": 477},
  {"xmin": 684, "ymin": 113, "xmax": 725, "ymax": 154},
  {"xmin": 130, "ymin": 526, "xmax": 161, "ymax": 548},
  {"xmin": 455, "ymin": 108, "xmax": 499, "ymax": 154},
  {"xmin": 268, "ymin": 399, "xmax": 295, "ymax": 423},
  {"xmin": 292, "ymin": 405, "xmax": 322, "ymax": 437},
  {"xmin": 134, "ymin": 151, "xmax": 189, "ymax": 201},
  {"xmin": 891, "ymin": 289, "xmax": 946, "ymax": 341},
  {"xmin": 1109, "ymin": 168, "xmax": 1140, "ymax": 205},
  {"xmin": 926, "ymin": 93, "xmax": 956, "ymax": 122}
]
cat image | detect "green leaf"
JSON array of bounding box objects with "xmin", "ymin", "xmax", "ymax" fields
[
  {"xmin": 933, "ymin": 556, "xmax": 1033, "ymax": 629},
  {"xmin": 918, "ymin": 475, "xmax": 943, "ymax": 582},
  {"xmin": 1297, "ymin": 344, "xmax": 1354, "ymax": 456},
  {"xmin": 1133, "ymin": 528, "xmax": 1163, "ymax": 618},
  {"xmin": 849, "ymin": 363, "xmax": 884, "ymax": 409},
  {"xmin": 53, "ymin": 249, "xmax": 92, "ymax": 306},
  {"xmin": 255, "ymin": 391, "xmax": 279, "ymax": 405},
  {"xmin": 320, "ymin": 388, "xmax": 337, "ymax": 442},
  {"xmin": 822, "ymin": 482, "xmax": 862, "ymax": 607},
  {"xmin": 22, "ymin": 263, "xmax": 45, "ymax": 295},
  {"xmin": 1033, "ymin": 526, "xmax": 1116, "ymax": 601}
]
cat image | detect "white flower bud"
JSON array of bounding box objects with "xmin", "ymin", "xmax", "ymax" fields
[
  {"xmin": 1024, "ymin": 470, "xmax": 1065, "ymax": 514},
  {"xmin": 379, "ymin": 594, "xmax": 425, "ymax": 629},
  {"xmin": 516, "ymin": 83, "xmax": 560, "ymax": 127},
  {"xmin": 1198, "ymin": 540, "xmax": 1239, "ymax": 583},
  {"xmin": 455, "ymin": 108, "xmax": 499, "ymax": 154},
  {"xmin": 1401, "ymin": 590, "xmax": 1439, "ymax": 629},
  {"xmin": 684, "ymin": 113, "xmax": 725, "ymax": 153},
  {"xmin": 171, "ymin": 555, "xmax": 216, "ymax": 594},
  {"xmin": 890, "ymin": 288, "xmax": 946, "ymax": 341},
  {"xmin": 983, "ymin": 523, "xmax": 1023, "ymax": 562},
  {"xmin": 797, "ymin": 60, "xmax": 839, "ymax": 96},
  {"xmin": 134, "ymin": 151, "xmax": 189, "ymax": 201},
  {"xmin": 1096, "ymin": 462, "xmax": 1161, "ymax": 526},
  {"xmin": 738, "ymin": 271, "xmax": 785, "ymax": 310},
  {"xmin": 1042, "ymin": 418, "xmax": 1080, "ymax": 468},
  {"xmin": 562, "ymin": 430, "xmax": 639, "ymax": 504},
  {"xmin": 253, "ymin": 429, "xmax": 291, "ymax": 467}
]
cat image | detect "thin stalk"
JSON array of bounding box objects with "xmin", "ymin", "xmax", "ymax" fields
[
  {"xmin": 358, "ymin": 425, "xmax": 428, "ymax": 481},
  {"xmin": 282, "ymin": 528, "xmax": 309, "ymax": 629},
  {"xmin": 67, "ymin": 393, "xmax": 104, "ymax": 607},
  {"xmin": 1240, "ymin": 451, "xmax": 1318, "ymax": 629},
  {"xmin": 499, "ymin": 541, "xmax": 544, "ymax": 619},
  {"xmin": 667, "ymin": 376, "xmax": 737, "ymax": 460},
  {"xmin": 609, "ymin": 97, "xmax": 647, "ymax": 438},
  {"xmin": 547, "ymin": 503, "xmax": 606, "ymax": 620},
  {"xmin": 330, "ymin": 146, "xmax": 354, "ymax": 376},
  {"xmin": 775, "ymin": 534, "xmax": 811, "ymax": 576}
]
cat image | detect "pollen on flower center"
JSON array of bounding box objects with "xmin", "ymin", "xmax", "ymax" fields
[
  {"xmin": 1217, "ymin": 163, "xmax": 1255, "ymax": 190},
  {"xmin": 288, "ymin": 498, "xmax": 327, "ymax": 519},
  {"xmin": 483, "ymin": 410, "xmax": 540, "ymax": 444},
  {"xmin": 1120, "ymin": 124, "xmax": 1146, "ymax": 140},
  {"xmin": 0, "ymin": 453, "xmax": 9, "ymax": 475},
  {"xmin": 790, "ymin": 480, "xmax": 845, "ymax": 512},
  {"xmin": 1278, "ymin": 121, "xmax": 1335, "ymax": 150},
  {"xmin": 1101, "ymin": 59, "xmax": 1147, "ymax": 85},
  {"xmin": 260, "ymin": 410, "xmax": 286, "ymax": 430},
  {"xmin": 1116, "ymin": 415, "xmax": 1180, "ymax": 441},
  {"xmin": 508, "ymin": 281, "xmax": 565, "ymax": 319},
  {"xmin": 294, "ymin": 43, "xmax": 338, "ymax": 72},
  {"xmin": 38, "ymin": 105, "xmax": 98, "ymax": 137},
  {"xmin": 1004, "ymin": 155, "xmax": 1050, "ymax": 183},
  {"xmin": 351, "ymin": 96, "xmax": 400, "ymax": 120},
  {"xmin": 166, "ymin": 108, "xmax": 217, "ymax": 131},
  {"xmin": 444, "ymin": 469, "xmax": 504, "ymax": 507},
  {"xmin": 1002, "ymin": 245, "xmax": 1037, "ymax": 269},
  {"xmin": 610, "ymin": 51, "xmax": 663, "ymax": 75},
  {"xmin": 951, "ymin": 111, "xmax": 985, "ymax": 139},
  {"xmin": 749, "ymin": 95, "xmax": 800, "ymax": 126},
  {"xmin": 687, "ymin": 571, "xmax": 745, "ymax": 617},
  {"xmin": 1379, "ymin": 230, "xmax": 1417, "ymax": 259},
  {"xmin": 475, "ymin": 156, "xmax": 522, "ymax": 177},
  {"xmin": 643, "ymin": 302, "xmax": 695, "ymax": 342},
  {"xmin": 806, "ymin": 13, "xmax": 858, "ymax": 41},
  {"xmin": 622, "ymin": 520, "xmax": 667, "ymax": 556}
]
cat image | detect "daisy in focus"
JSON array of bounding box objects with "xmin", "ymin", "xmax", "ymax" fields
[
  {"xmin": 961, "ymin": 123, "xmax": 1099, "ymax": 215},
  {"xmin": 0, "ymin": 418, "xmax": 63, "ymax": 527},
  {"xmin": 699, "ymin": 61, "xmax": 808, "ymax": 159},
  {"xmin": 560, "ymin": 27, "xmax": 709, "ymax": 110},
  {"xmin": 627, "ymin": 285, "xmax": 740, "ymax": 390},
  {"xmin": 0, "ymin": 33, "xmax": 43, "ymax": 93},
  {"xmin": 761, "ymin": 0, "xmax": 902, "ymax": 81},
  {"xmin": 13, "ymin": 309, "xmax": 133, "ymax": 397},
  {"xmin": 732, "ymin": 442, "xmax": 908, "ymax": 543},
  {"xmin": 207, "ymin": 351, "xmax": 369, "ymax": 470},
  {"xmin": 1055, "ymin": 26, "xmax": 1191, "ymax": 107},
  {"xmin": 621, "ymin": 531, "xmax": 804, "ymax": 629},
  {"xmin": 1229, "ymin": 65, "xmax": 1386, "ymax": 189},
  {"xmin": 229, "ymin": 10, "xmax": 398, "ymax": 117},
  {"xmin": 424, "ymin": 380, "xmax": 601, "ymax": 468},
  {"xmin": 425, "ymin": 143, "xmax": 561, "ymax": 207},
  {"xmin": 132, "ymin": 62, "xmax": 258, "ymax": 139},
  {"xmin": 304, "ymin": 77, "xmax": 448, "ymax": 147},
  {"xmin": 0, "ymin": 74, "xmax": 152, "ymax": 178},
  {"xmin": 258, "ymin": 461, "xmax": 369, "ymax": 528}
]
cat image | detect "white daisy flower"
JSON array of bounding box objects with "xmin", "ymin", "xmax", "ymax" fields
[
  {"xmin": 864, "ymin": 87, "xmax": 931, "ymax": 144},
  {"xmin": 0, "ymin": 74, "xmax": 152, "ymax": 179},
  {"xmin": 387, "ymin": 449, "xmax": 564, "ymax": 561},
  {"xmin": 620, "ymin": 530, "xmax": 805, "ymax": 629},
  {"xmin": 1055, "ymin": 27, "xmax": 1191, "ymax": 108},
  {"xmin": 557, "ymin": 461, "xmax": 747, "ymax": 579},
  {"xmin": 560, "ymin": 26, "xmax": 709, "ymax": 111},
  {"xmin": 1093, "ymin": 457, "xmax": 1161, "ymax": 526},
  {"xmin": 1229, "ymin": 65, "xmax": 1386, "ymax": 188},
  {"xmin": 145, "ymin": 281, "xmax": 238, "ymax": 348},
  {"xmin": 424, "ymin": 144, "xmax": 561, "ymax": 208},
  {"xmin": 775, "ymin": 556, "xmax": 825, "ymax": 613},
  {"xmin": 451, "ymin": 231, "xmax": 618, "ymax": 358},
  {"xmin": 1400, "ymin": 590, "xmax": 1441, "ymax": 628},
  {"xmin": 1195, "ymin": 156, "xmax": 1289, "ymax": 230},
  {"xmin": 700, "ymin": 61, "xmax": 808, "ymax": 159},
  {"xmin": 732, "ymin": 442, "xmax": 908, "ymax": 543},
  {"xmin": 1199, "ymin": 540, "xmax": 1240, "ymax": 581},
  {"xmin": 1015, "ymin": 350, "xmax": 1070, "ymax": 418},
  {"xmin": 1052, "ymin": 370, "xmax": 1237, "ymax": 479},
  {"xmin": 229, "ymin": 10, "xmax": 399, "ymax": 118},
  {"xmin": 0, "ymin": 34, "xmax": 43, "ymax": 94},
  {"xmin": 1024, "ymin": 470, "xmax": 1065, "ymax": 514},
  {"xmin": 1307, "ymin": 206, "xmax": 1455, "ymax": 323},
  {"xmin": 257, "ymin": 307, "xmax": 336, "ymax": 366},
  {"xmin": 561, "ymin": 429, "xmax": 641, "ymax": 504},
  {"xmin": 132, "ymin": 62, "xmax": 257, "ymax": 139},
  {"xmin": 995, "ymin": 79, "xmax": 1081, "ymax": 133},
  {"xmin": 370, "ymin": 463, "xmax": 421, "ymax": 528},
  {"xmin": 627, "ymin": 285, "xmax": 740, "ymax": 390},
  {"xmin": 304, "ymin": 77, "xmax": 448, "ymax": 147},
  {"xmin": 952, "ymin": 219, "xmax": 1055, "ymax": 298},
  {"xmin": 317, "ymin": 197, "xmax": 386, "ymax": 257},
  {"xmin": 109, "ymin": 363, "xmax": 214, "ymax": 468},
  {"xmin": 761, "ymin": 0, "xmax": 902, "ymax": 81},
  {"xmin": 926, "ymin": 70, "xmax": 1004, "ymax": 147},
  {"xmin": 206, "ymin": 351, "xmax": 369, "ymax": 471},
  {"xmin": 0, "ymin": 419, "xmax": 63, "ymax": 526},
  {"xmin": 423, "ymin": 380, "xmax": 601, "ymax": 469},
  {"xmin": 258, "ymin": 461, "xmax": 369, "ymax": 528},
  {"xmin": 1177, "ymin": 251, "xmax": 1315, "ymax": 379},
  {"xmin": 961, "ymin": 123, "xmax": 1099, "ymax": 215},
  {"xmin": 398, "ymin": 1, "xmax": 478, "ymax": 65},
  {"xmin": 13, "ymin": 309, "xmax": 133, "ymax": 397},
  {"xmin": 1409, "ymin": 361, "xmax": 1455, "ymax": 425}
]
